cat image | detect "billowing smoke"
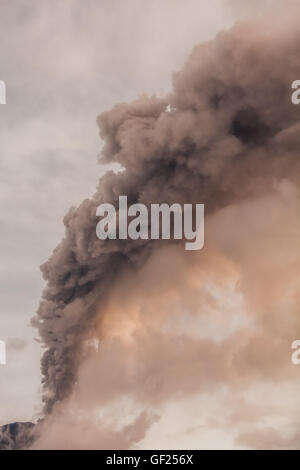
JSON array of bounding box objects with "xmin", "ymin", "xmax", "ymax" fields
[{"xmin": 6, "ymin": 4, "xmax": 300, "ymax": 449}]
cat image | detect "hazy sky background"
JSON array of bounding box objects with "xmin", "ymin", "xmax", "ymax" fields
[{"xmin": 0, "ymin": 0, "xmax": 281, "ymax": 433}]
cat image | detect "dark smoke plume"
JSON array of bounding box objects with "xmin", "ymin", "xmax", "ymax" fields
[
  {"xmin": 34, "ymin": 14, "xmax": 300, "ymax": 414},
  {"xmin": 6, "ymin": 7, "xmax": 300, "ymax": 448}
]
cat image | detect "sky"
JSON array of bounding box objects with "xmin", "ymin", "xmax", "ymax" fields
[{"xmin": 0, "ymin": 0, "xmax": 295, "ymax": 449}]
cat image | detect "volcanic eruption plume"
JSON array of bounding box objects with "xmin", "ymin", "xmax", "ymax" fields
[{"xmin": 3, "ymin": 4, "xmax": 300, "ymax": 450}]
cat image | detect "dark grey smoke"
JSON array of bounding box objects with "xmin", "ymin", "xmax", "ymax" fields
[
  {"xmin": 0, "ymin": 8, "xmax": 295, "ymax": 449},
  {"xmin": 31, "ymin": 13, "xmax": 300, "ymax": 416}
]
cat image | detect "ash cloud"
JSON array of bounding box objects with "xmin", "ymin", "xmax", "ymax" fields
[{"xmin": 19, "ymin": 3, "xmax": 300, "ymax": 448}]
